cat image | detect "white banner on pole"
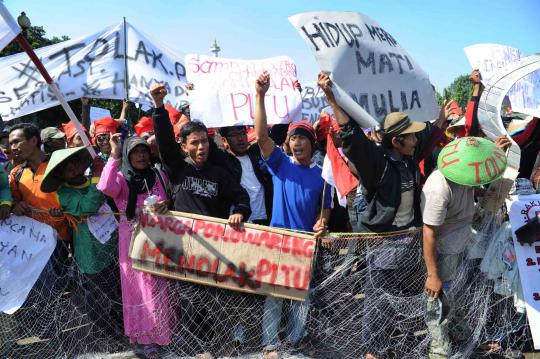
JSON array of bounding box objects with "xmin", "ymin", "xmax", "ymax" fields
[
  {"xmin": 186, "ymin": 54, "xmax": 302, "ymax": 127},
  {"xmin": 0, "ymin": 216, "xmax": 56, "ymax": 314},
  {"xmin": 506, "ymin": 195, "xmax": 540, "ymax": 350},
  {"xmin": 464, "ymin": 44, "xmax": 540, "ymax": 117},
  {"xmin": 289, "ymin": 11, "xmax": 439, "ymax": 127},
  {"xmin": 0, "ymin": 2, "xmax": 20, "ymax": 51},
  {"xmin": 0, "ymin": 22, "xmax": 188, "ymax": 121}
]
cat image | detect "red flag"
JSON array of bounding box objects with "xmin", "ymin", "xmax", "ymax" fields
[{"xmin": 325, "ymin": 134, "xmax": 359, "ymax": 197}]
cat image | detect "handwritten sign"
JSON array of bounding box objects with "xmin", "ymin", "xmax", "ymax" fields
[
  {"xmin": 506, "ymin": 194, "xmax": 540, "ymax": 350},
  {"xmin": 0, "ymin": 216, "xmax": 56, "ymax": 314},
  {"xmin": 185, "ymin": 54, "xmax": 302, "ymax": 127},
  {"xmin": 89, "ymin": 106, "xmax": 112, "ymax": 124},
  {"xmin": 301, "ymin": 83, "xmax": 329, "ymax": 123},
  {"xmin": 289, "ymin": 11, "xmax": 439, "ymax": 127},
  {"xmin": 464, "ymin": 44, "xmax": 540, "ymax": 117},
  {"xmin": 0, "ymin": 3, "xmax": 20, "ymax": 51},
  {"xmin": 87, "ymin": 203, "xmax": 118, "ymax": 244},
  {"xmin": 0, "ymin": 22, "xmax": 188, "ymax": 121},
  {"xmin": 129, "ymin": 211, "xmax": 315, "ymax": 301}
]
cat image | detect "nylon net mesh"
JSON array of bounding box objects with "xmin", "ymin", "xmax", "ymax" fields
[{"xmin": 0, "ymin": 215, "xmax": 535, "ymax": 358}]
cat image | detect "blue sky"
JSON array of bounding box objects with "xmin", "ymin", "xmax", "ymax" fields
[{"xmin": 4, "ymin": 0, "xmax": 539, "ymax": 91}]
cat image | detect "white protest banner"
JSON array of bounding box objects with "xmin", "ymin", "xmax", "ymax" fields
[
  {"xmin": 465, "ymin": 44, "xmax": 540, "ymax": 117},
  {"xmin": 87, "ymin": 203, "xmax": 118, "ymax": 244},
  {"xmin": 477, "ymin": 55, "xmax": 540, "ymax": 212},
  {"xmin": 0, "ymin": 2, "xmax": 20, "ymax": 51},
  {"xmin": 301, "ymin": 83, "xmax": 329, "ymax": 123},
  {"xmin": 289, "ymin": 12, "xmax": 439, "ymax": 127},
  {"xmin": 0, "ymin": 216, "xmax": 56, "ymax": 314},
  {"xmin": 506, "ymin": 195, "xmax": 540, "ymax": 350},
  {"xmin": 129, "ymin": 211, "xmax": 315, "ymax": 301},
  {"xmin": 0, "ymin": 22, "xmax": 188, "ymax": 121},
  {"xmin": 186, "ymin": 54, "xmax": 302, "ymax": 127},
  {"xmin": 89, "ymin": 106, "xmax": 112, "ymax": 124}
]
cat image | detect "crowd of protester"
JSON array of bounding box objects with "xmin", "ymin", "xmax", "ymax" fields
[{"xmin": 0, "ymin": 68, "xmax": 539, "ymax": 359}]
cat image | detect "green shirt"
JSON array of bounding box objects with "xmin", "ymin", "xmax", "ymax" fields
[
  {"xmin": 57, "ymin": 180, "xmax": 117, "ymax": 274},
  {"xmin": 0, "ymin": 165, "xmax": 12, "ymax": 205}
]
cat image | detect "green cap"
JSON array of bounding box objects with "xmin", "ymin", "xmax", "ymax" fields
[
  {"xmin": 40, "ymin": 147, "xmax": 92, "ymax": 193},
  {"xmin": 438, "ymin": 137, "xmax": 507, "ymax": 186},
  {"xmin": 40, "ymin": 127, "xmax": 65, "ymax": 142}
]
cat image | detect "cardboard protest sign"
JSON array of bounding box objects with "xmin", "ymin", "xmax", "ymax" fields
[
  {"xmin": 0, "ymin": 216, "xmax": 56, "ymax": 314},
  {"xmin": 465, "ymin": 44, "xmax": 540, "ymax": 117},
  {"xmin": 289, "ymin": 11, "xmax": 439, "ymax": 127},
  {"xmin": 0, "ymin": 22, "xmax": 188, "ymax": 121},
  {"xmin": 185, "ymin": 54, "xmax": 302, "ymax": 127},
  {"xmin": 506, "ymin": 195, "xmax": 540, "ymax": 350},
  {"xmin": 477, "ymin": 55, "xmax": 540, "ymax": 212},
  {"xmin": 129, "ymin": 211, "xmax": 315, "ymax": 301},
  {"xmin": 89, "ymin": 106, "xmax": 112, "ymax": 124}
]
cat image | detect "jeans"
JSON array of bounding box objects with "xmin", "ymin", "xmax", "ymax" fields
[{"xmin": 262, "ymin": 295, "xmax": 310, "ymax": 346}]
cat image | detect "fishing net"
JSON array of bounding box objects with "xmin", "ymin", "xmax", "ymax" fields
[{"xmin": 0, "ymin": 214, "xmax": 535, "ymax": 358}]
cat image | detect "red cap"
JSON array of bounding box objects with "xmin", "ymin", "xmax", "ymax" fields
[
  {"xmin": 316, "ymin": 112, "xmax": 339, "ymax": 142},
  {"xmin": 166, "ymin": 104, "xmax": 181, "ymax": 125},
  {"xmin": 287, "ymin": 121, "xmax": 316, "ymax": 143},
  {"xmin": 207, "ymin": 128, "xmax": 216, "ymax": 138},
  {"xmin": 93, "ymin": 117, "xmax": 119, "ymax": 137},
  {"xmin": 62, "ymin": 121, "xmax": 87, "ymax": 142},
  {"xmin": 135, "ymin": 116, "xmax": 154, "ymax": 137}
]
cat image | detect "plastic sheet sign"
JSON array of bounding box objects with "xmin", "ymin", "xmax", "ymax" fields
[
  {"xmin": 129, "ymin": 211, "xmax": 315, "ymax": 301},
  {"xmin": 185, "ymin": 54, "xmax": 302, "ymax": 127},
  {"xmin": 301, "ymin": 83, "xmax": 329, "ymax": 123},
  {"xmin": 0, "ymin": 22, "xmax": 188, "ymax": 121},
  {"xmin": 506, "ymin": 195, "xmax": 540, "ymax": 350},
  {"xmin": 464, "ymin": 44, "xmax": 540, "ymax": 117},
  {"xmin": 0, "ymin": 216, "xmax": 56, "ymax": 314},
  {"xmin": 477, "ymin": 55, "xmax": 540, "ymax": 212},
  {"xmin": 289, "ymin": 11, "xmax": 439, "ymax": 127}
]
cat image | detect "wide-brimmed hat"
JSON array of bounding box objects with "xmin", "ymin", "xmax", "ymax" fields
[
  {"xmin": 41, "ymin": 147, "xmax": 93, "ymax": 193},
  {"xmin": 383, "ymin": 112, "xmax": 426, "ymax": 136},
  {"xmin": 438, "ymin": 137, "xmax": 507, "ymax": 186}
]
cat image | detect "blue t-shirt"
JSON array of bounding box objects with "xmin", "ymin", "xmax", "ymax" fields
[{"xmin": 265, "ymin": 147, "xmax": 332, "ymax": 231}]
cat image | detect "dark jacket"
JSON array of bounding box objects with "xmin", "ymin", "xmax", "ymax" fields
[
  {"xmin": 340, "ymin": 120, "xmax": 441, "ymax": 233},
  {"xmin": 208, "ymin": 141, "xmax": 273, "ymax": 220},
  {"xmin": 153, "ymin": 106, "xmax": 251, "ymax": 220}
]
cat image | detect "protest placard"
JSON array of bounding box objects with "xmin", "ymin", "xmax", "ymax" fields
[
  {"xmin": 465, "ymin": 44, "xmax": 540, "ymax": 117},
  {"xmin": 289, "ymin": 11, "xmax": 439, "ymax": 127},
  {"xmin": 0, "ymin": 22, "xmax": 188, "ymax": 121},
  {"xmin": 89, "ymin": 106, "xmax": 112, "ymax": 124},
  {"xmin": 186, "ymin": 54, "xmax": 302, "ymax": 127},
  {"xmin": 301, "ymin": 83, "xmax": 329, "ymax": 123},
  {"xmin": 129, "ymin": 211, "xmax": 315, "ymax": 301},
  {"xmin": 506, "ymin": 194, "xmax": 540, "ymax": 350},
  {"xmin": 0, "ymin": 216, "xmax": 56, "ymax": 314}
]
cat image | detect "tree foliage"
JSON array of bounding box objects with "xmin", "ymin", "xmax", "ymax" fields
[{"xmin": 441, "ymin": 74, "xmax": 473, "ymax": 111}]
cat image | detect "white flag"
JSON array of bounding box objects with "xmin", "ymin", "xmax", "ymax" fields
[{"xmin": 0, "ymin": 2, "xmax": 20, "ymax": 51}]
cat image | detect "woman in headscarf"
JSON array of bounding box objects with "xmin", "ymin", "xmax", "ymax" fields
[{"xmin": 96, "ymin": 134, "xmax": 173, "ymax": 358}]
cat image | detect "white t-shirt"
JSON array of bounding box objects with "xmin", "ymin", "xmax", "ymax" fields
[
  {"xmin": 421, "ymin": 169, "xmax": 475, "ymax": 254},
  {"xmin": 237, "ymin": 155, "xmax": 267, "ymax": 221}
]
